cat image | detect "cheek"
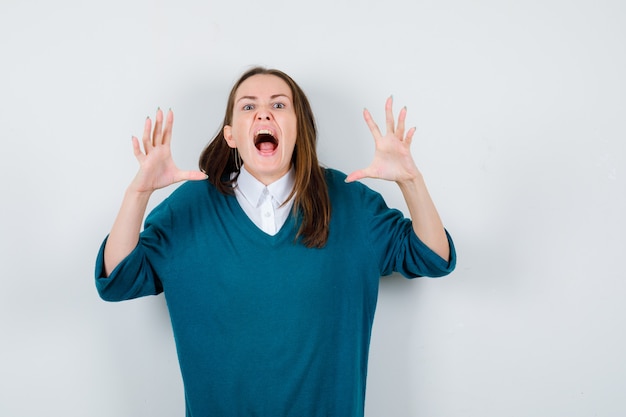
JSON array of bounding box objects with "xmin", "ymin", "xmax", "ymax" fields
[{"xmin": 284, "ymin": 139, "xmax": 297, "ymax": 159}]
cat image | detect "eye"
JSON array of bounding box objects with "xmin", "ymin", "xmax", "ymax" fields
[
  {"xmin": 273, "ymin": 102, "xmax": 286, "ymax": 109},
  {"xmin": 242, "ymin": 104, "xmax": 254, "ymax": 111}
]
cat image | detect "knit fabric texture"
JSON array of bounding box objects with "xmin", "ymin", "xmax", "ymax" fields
[{"xmin": 95, "ymin": 168, "xmax": 456, "ymax": 417}]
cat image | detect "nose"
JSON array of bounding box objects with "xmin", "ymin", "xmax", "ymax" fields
[{"xmin": 256, "ymin": 106, "xmax": 273, "ymax": 121}]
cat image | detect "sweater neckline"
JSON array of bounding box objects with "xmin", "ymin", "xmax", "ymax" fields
[{"xmin": 224, "ymin": 192, "xmax": 298, "ymax": 244}]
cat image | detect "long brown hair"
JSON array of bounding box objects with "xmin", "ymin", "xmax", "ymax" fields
[{"xmin": 199, "ymin": 67, "xmax": 331, "ymax": 248}]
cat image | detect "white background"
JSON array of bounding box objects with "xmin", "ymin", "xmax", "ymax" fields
[{"xmin": 1, "ymin": 0, "xmax": 624, "ymax": 416}]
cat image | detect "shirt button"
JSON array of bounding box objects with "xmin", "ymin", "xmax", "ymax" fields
[{"xmin": 264, "ymin": 212, "xmax": 271, "ymax": 217}]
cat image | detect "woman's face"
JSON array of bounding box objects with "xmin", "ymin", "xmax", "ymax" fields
[{"xmin": 224, "ymin": 74, "xmax": 297, "ymax": 185}]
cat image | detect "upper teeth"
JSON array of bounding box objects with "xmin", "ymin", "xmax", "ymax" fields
[{"xmin": 256, "ymin": 129, "xmax": 273, "ymax": 136}]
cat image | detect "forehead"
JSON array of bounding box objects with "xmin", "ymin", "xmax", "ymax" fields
[{"xmin": 235, "ymin": 74, "xmax": 293, "ymax": 99}]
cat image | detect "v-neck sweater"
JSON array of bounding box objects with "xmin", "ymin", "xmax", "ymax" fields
[{"xmin": 95, "ymin": 168, "xmax": 456, "ymax": 417}]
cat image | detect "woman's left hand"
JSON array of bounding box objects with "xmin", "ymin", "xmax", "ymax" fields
[{"xmin": 345, "ymin": 96, "xmax": 420, "ymax": 184}]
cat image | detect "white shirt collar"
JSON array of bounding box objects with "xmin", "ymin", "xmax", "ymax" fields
[{"xmin": 236, "ymin": 165, "xmax": 295, "ymax": 208}]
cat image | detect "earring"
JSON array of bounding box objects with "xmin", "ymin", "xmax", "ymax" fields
[{"xmin": 234, "ymin": 148, "xmax": 241, "ymax": 171}]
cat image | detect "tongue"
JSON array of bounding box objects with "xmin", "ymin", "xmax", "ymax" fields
[{"xmin": 258, "ymin": 142, "xmax": 276, "ymax": 152}]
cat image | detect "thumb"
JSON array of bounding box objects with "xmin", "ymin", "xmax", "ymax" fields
[
  {"xmin": 345, "ymin": 169, "xmax": 367, "ymax": 183},
  {"xmin": 180, "ymin": 170, "xmax": 209, "ymax": 181}
]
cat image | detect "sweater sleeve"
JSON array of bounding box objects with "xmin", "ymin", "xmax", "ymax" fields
[
  {"xmin": 94, "ymin": 200, "xmax": 173, "ymax": 302},
  {"xmin": 365, "ymin": 185, "xmax": 456, "ymax": 278}
]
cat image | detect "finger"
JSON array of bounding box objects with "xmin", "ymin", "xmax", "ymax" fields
[
  {"xmin": 345, "ymin": 169, "xmax": 366, "ymax": 183},
  {"xmin": 152, "ymin": 107, "xmax": 164, "ymax": 146},
  {"xmin": 363, "ymin": 108, "xmax": 382, "ymax": 139},
  {"xmin": 162, "ymin": 108, "xmax": 174, "ymax": 146},
  {"xmin": 141, "ymin": 116, "xmax": 152, "ymax": 152},
  {"xmin": 385, "ymin": 96, "xmax": 395, "ymax": 134},
  {"xmin": 396, "ymin": 106, "xmax": 407, "ymax": 139},
  {"xmin": 179, "ymin": 169, "xmax": 209, "ymax": 181},
  {"xmin": 405, "ymin": 126, "xmax": 417, "ymax": 145},
  {"xmin": 131, "ymin": 136, "xmax": 142, "ymax": 158},
  {"xmin": 346, "ymin": 165, "xmax": 378, "ymax": 182}
]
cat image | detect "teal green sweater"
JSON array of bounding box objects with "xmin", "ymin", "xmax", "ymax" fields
[{"xmin": 96, "ymin": 168, "xmax": 456, "ymax": 417}]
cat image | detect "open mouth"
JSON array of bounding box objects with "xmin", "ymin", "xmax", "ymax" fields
[{"xmin": 254, "ymin": 129, "xmax": 278, "ymax": 152}]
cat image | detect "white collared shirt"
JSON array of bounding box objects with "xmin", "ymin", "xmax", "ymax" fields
[{"xmin": 233, "ymin": 165, "xmax": 296, "ymax": 235}]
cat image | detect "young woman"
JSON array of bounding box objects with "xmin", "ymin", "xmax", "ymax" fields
[{"xmin": 96, "ymin": 66, "xmax": 456, "ymax": 416}]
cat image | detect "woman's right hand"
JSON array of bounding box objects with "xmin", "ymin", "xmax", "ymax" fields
[
  {"xmin": 103, "ymin": 108, "xmax": 207, "ymax": 276},
  {"xmin": 130, "ymin": 108, "xmax": 207, "ymax": 194}
]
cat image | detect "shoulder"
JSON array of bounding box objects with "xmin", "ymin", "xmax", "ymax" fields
[
  {"xmin": 323, "ymin": 168, "xmax": 384, "ymax": 202},
  {"xmin": 145, "ymin": 180, "xmax": 231, "ymax": 229},
  {"xmin": 167, "ymin": 179, "xmax": 217, "ymax": 201},
  {"xmin": 322, "ymin": 168, "xmax": 392, "ymax": 223},
  {"xmin": 156, "ymin": 180, "xmax": 227, "ymax": 215},
  {"xmin": 323, "ymin": 167, "xmax": 348, "ymax": 184}
]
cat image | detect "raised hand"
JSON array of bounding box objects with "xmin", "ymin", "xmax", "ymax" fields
[
  {"xmin": 130, "ymin": 108, "xmax": 207, "ymax": 194},
  {"xmin": 345, "ymin": 96, "xmax": 450, "ymax": 260},
  {"xmin": 345, "ymin": 96, "xmax": 420, "ymax": 184},
  {"xmin": 104, "ymin": 108, "xmax": 207, "ymax": 274}
]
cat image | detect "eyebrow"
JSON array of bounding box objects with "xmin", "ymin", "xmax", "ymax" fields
[{"xmin": 235, "ymin": 94, "xmax": 291, "ymax": 103}]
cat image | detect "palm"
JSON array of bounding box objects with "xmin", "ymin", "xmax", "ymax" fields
[
  {"xmin": 130, "ymin": 109, "xmax": 206, "ymax": 193},
  {"xmin": 346, "ymin": 97, "xmax": 419, "ymax": 184}
]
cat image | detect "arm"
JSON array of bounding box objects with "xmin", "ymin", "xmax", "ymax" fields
[
  {"xmin": 103, "ymin": 108, "xmax": 207, "ymax": 276},
  {"xmin": 345, "ymin": 97, "xmax": 450, "ymax": 261}
]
